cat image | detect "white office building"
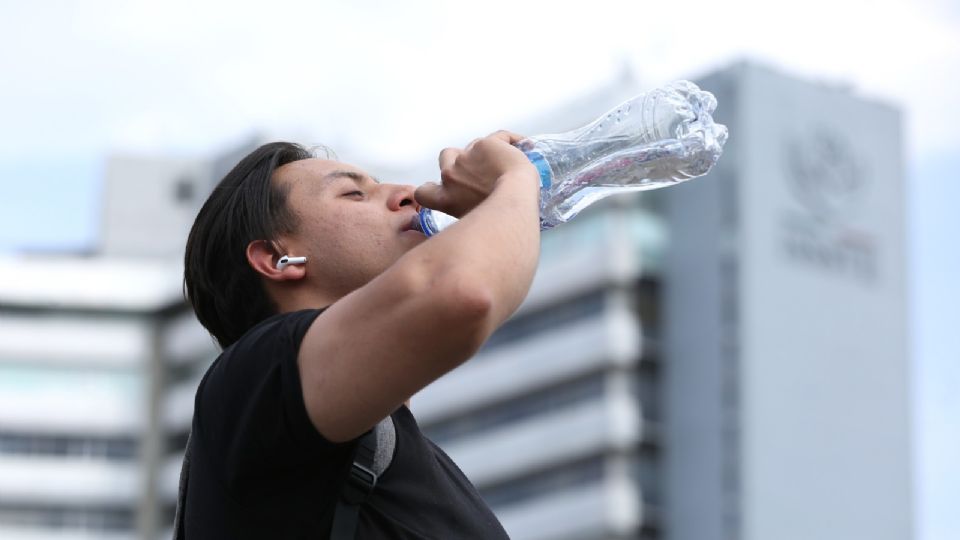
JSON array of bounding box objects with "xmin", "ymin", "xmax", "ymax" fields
[
  {"xmin": 663, "ymin": 62, "xmax": 911, "ymax": 540},
  {"xmin": 414, "ymin": 61, "xmax": 911, "ymax": 540},
  {"xmin": 0, "ymin": 154, "xmax": 218, "ymax": 540},
  {"xmin": 0, "ymin": 61, "xmax": 910, "ymax": 540},
  {"xmin": 412, "ymin": 197, "xmax": 666, "ymax": 539}
]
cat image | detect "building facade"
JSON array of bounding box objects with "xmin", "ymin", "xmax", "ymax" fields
[
  {"xmin": 413, "ymin": 197, "xmax": 666, "ymax": 539},
  {"xmin": 414, "ymin": 61, "xmax": 912, "ymax": 540},
  {"xmin": 664, "ymin": 62, "xmax": 911, "ymax": 540},
  {"xmin": 0, "ymin": 256, "xmax": 212, "ymax": 540},
  {"xmin": 0, "ymin": 153, "xmax": 218, "ymax": 540},
  {"xmin": 0, "ymin": 61, "xmax": 911, "ymax": 540}
]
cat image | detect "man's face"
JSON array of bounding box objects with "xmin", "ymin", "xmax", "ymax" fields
[{"xmin": 273, "ymin": 158, "xmax": 426, "ymax": 296}]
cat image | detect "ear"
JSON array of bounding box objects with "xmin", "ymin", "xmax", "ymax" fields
[{"xmin": 246, "ymin": 240, "xmax": 307, "ymax": 282}]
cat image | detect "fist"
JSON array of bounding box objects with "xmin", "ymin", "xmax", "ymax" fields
[{"xmin": 415, "ymin": 130, "xmax": 537, "ymax": 217}]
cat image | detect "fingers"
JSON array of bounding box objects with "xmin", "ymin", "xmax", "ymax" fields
[
  {"xmin": 487, "ymin": 130, "xmax": 527, "ymax": 146},
  {"xmin": 455, "ymin": 131, "xmax": 526, "ymax": 157},
  {"xmin": 438, "ymin": 147, "xmax": 459, "ymax": 180},
  {"xmin": 418, "ymin": 131, "xmax": 531, "ymax": 217},
  {"xmin": 414, "ymin": 182, "xmax": 449, "ymax": 213},
  {"xmin": 464, "ymin": 131, "xmax": 526, "ymax": 154}
]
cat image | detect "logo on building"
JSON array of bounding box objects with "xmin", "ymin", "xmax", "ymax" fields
[
  {"xmin": 784, "ymin": 129, "xmax": 869, "ymax": 223},
  {"xmin": 780, "ymin": 128, "xmax": 877, "ymax": 283}
]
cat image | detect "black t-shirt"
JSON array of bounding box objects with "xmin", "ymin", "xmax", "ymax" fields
[{"xmin": 182, "ymin": 309, "xmax": 509, "ymax": 539}]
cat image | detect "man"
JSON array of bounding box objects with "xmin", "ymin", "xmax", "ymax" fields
[{"xmin": 178, "ymin": 130, "xmax": 541, "ymax": 538}]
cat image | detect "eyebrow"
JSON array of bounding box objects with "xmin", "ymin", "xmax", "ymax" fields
[{"xmin": 323, "ymin": 170, "xmax": 382, "ymax": 186}]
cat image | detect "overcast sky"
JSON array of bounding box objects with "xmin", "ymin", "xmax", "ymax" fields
[{"xmin": 0, "ymin": 1, "xmax": 957, "ymax": 538}]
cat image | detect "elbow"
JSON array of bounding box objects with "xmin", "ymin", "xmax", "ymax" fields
[
  {"xmin": 389, "ymin": 260, "xmax": 498, "ymax": 361},
  {"xmin": 432, "ymin": 273, "xmax": 496, "ymax": 354},
  {"xmin": 442, "ymin": 273, "xmax": 495, "ymax": 320}
]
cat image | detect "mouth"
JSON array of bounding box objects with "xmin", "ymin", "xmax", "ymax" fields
[{"xmin": 401, "ymin": 214, "xmax": 425, "ymax": 235}]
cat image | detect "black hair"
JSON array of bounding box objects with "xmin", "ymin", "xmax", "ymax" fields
[{"xmin": 183, "ymin": 142, "xmax": 313, "ymax": 349}]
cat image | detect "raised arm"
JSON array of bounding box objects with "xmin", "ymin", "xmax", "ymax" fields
[{"xmin": 298, "ymin": 131, "xmax": 541, "ymax": 442}]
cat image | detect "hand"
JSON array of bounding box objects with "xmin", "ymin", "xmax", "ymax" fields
[{"xmin": 415, "ymin": 130, "xmax": 537, "ymax": 218}]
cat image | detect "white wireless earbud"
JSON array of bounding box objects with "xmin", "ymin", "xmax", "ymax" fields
[{"xmin": 276, "ymin": 255, "xmax": 308, "ymax": 270}]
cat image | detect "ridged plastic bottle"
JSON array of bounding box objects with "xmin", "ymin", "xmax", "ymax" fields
[{"xmin": 414, "ymin": 80, "xmax": 728, "ymax": 236}]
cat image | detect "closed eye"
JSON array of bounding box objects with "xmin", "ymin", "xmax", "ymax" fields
[{"xmin": 342, "ymin": 190, "xmax": 364, "ymax": 198}]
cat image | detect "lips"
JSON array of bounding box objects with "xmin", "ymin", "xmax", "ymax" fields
[{"xmin": 401, "ymin": 214, "xmax": 423, "ymax": 234}]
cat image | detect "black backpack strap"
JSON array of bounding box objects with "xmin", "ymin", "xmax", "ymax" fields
[
  {"xmin": 330, "ymin": 416, "xmax": 396, "ymax": 540},
  {"xmin": 172, "ymin": 431, "xmax": 193, "ymax": 539}
]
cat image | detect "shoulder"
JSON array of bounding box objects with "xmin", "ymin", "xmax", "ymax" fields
[
  {"xmin": 197, "ymin": 308, "xmax": 324, "ymax": 393},
  {"xmin": 197, "ymin": 308, "xmax": 327, "ymax": 409},
  {"xmin": 192, "ymin": 307, "xmax": 348, "ymax": 478},
  {"xmin": 229, "ymin": 308, "xmax": 326, "ymax": 356}
]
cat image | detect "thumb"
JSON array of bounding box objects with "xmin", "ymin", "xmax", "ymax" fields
[{"xmin": 414, "ymin": 182, "xmax": 450, "ymax": 212}]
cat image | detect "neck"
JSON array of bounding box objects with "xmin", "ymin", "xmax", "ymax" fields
[{"xmin": 270, "ymin": 283, "xmax": 342, "ymax": 314}]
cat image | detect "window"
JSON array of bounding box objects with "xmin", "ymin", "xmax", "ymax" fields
[
  {"xmin": 165, "ymin": 430, "xmax": 190, "ymax": 454},
  {"xmin": 0, "ymin": 504, "xmax": 134, "ymax": 532},
  {"xmin": 174, "ymin": 175, "xmax": 196, "ymax": 203},
  {"xmin": 480, "ymin": 291, "xmax": 607, "ymax": 353},
  {"xmin": 632, "ymin": 446, "xmax": 661, "ymax": 506},
  {"xmin": 632, "ymin": 362, "xmax": 661, "ymax": 422},
  {"xmin": 480, "ymin": 456, "xmax": 605, "ymax": 510},
  {"xmin": 423, "ymin": 373, "xmax": 606, "ymax": 444},
  {"xmin": 0, "ymin": 432, "xmax": 138, "ymax": 459}
]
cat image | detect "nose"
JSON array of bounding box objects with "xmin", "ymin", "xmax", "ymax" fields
[{"xmin": 386, "ymin": 184, "xmax": 417, "ymax": 211}]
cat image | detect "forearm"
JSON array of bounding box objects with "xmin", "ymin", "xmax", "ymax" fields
[{"xmin": 408, "ymin": 170, "xmax": 541, "ymax": 328}]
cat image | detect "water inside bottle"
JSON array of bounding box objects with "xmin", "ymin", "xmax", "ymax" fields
[{"xmin": 539, "ymin": 122, "xmax": 727, "ymax": 228}]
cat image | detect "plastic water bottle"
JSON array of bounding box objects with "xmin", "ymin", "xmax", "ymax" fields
[{"xmin": 413, "ymin": 80, "xmax": 728, "ymax": 236}]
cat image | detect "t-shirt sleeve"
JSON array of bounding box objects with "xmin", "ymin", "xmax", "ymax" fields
[{"xmin": 193, "ymin": 309, "xmax": 355, "ymax": 492}]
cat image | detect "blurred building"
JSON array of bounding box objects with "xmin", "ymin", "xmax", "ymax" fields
[
  {"xmin": 99, "ymin": 157, "xmax": 211, "ymax": 259},
  {"xmin": 0, "ymin": 156, "xmax": 218, "ymax": 540},
  {"xmin": 663, "ymin": 62, "xmax": 911, "ymax": 540},
  {"xmin": 414, "ymin": 61, "xmax": 911, "ymax": 540},
  {"xmin": 410, "ymin": 66, "xmax": 665, "ymax": 540},
  {"xmin": 413, "ymin": 199, "xmax": 666, "ymax": 539},
  {"xmin": 0, "ymin": 61, "xmax": 910, "ymax": 540}
]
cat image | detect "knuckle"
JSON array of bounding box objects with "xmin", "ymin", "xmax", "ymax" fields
[{"xmin": 475, "ymin": 137, "xmax": 495, "ymax": 150}]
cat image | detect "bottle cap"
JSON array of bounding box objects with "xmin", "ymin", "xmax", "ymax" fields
[{"xmin": 523, "ymin": 151, "xmax": 553, "ymax": 189}]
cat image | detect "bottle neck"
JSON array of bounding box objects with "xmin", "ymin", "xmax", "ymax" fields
[
  {"xmin": 522, "ymin": 150, "xmax": 553, "ymax": 189},
  {"xmin": 416, "ymin": 149, "xmax": 554, "ymax": 237}
]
